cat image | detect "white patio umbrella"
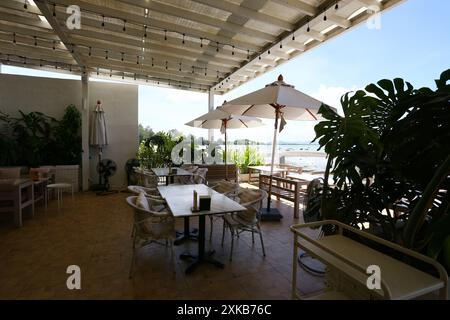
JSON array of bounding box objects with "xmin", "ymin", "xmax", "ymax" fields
[
  {"xmin": 90, "ymin": 100, "xmax": 108, "ymax": 185},
  {"xmin": 185, "ymin": 105, "xmax": 263, "ymax": 179},
  {"xmin": 221, "ymin": 75, "xmax": 324, "ymax": 215}
]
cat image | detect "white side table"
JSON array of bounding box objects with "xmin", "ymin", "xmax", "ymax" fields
[{"xmin": 46, "ymin": 183, "xmax": 73, "ymax": 210}]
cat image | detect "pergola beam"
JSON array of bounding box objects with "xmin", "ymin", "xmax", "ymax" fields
[
  {"xmin": 116, "ymin": 0, "xmax": 277, "ymax": 42},
  {"xmin": 34, "ymin": 0, "xmax": 84, "ymax": 66},
  {"xmin": 190, "ymin": 0, "xmax": 293, "ymax": 31}
]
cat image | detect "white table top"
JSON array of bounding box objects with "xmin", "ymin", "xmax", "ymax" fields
[
  {"xmin": 248, "ymin": 166, "xmax": 288, "ymax": 173},
  {"xmin": 158, "ymin": 184, "xmax": 246, "ymax": 218},
  {"xmin": 151, "ymin": 167, "xmax": 193, "ymax": 177}
]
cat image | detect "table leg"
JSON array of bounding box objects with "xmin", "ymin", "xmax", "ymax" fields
[
  {"xmin": 180, "ymin": 215, "xmax": 225, "ymax": 274},
  {"xmin": 174, "ymin": 217, "xmax": 198, "ymax": 245}
]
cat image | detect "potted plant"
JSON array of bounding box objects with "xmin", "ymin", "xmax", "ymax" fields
[{"xmin": 232, "ymin": 145, "xmax": 264, "ymax": 182}]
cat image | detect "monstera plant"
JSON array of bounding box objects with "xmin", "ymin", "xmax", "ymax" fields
[{"xmin": 311, "ymin": 69, "xmax": 450, "ymax": 269}]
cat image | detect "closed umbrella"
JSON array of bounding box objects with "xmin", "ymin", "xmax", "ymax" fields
[
  {"xmin": 90, "ymin": 100, "xmax": 108, "ymax": 186},
  {"xmin": 185, "ymin": 105, "xmax": 263, "ymax": 179},
  {"xmin": 221, "ymin": 75, "xmax": 324, "ymax": 218}
]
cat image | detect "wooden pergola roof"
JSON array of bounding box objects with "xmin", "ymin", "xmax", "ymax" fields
[{"xmin": 0, "ymin": 0, "xmax": 404, "ymax": 94}]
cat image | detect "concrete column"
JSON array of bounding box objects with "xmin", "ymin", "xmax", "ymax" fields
[
  {"xmin": 208, "ymin": 90, "xmax": 214, "ymax": 142},
  {"xmin": 81, "ymin": 71, "xmax": 90, "ymax": 191}
]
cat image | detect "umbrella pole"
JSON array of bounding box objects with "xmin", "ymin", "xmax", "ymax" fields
[
  {"xmin": 267, "ymin": 110, "xmax": 279, "ymax": 211},
  {"xmin": 224, "ymin": 127, "xmax": 228, "ymax": 180}
]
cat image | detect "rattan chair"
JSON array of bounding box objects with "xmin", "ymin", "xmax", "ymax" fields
[
  {"xmin": 126, "ymin": 195, "xmax": 176, "ymax": 278},
  {"xmin": 208, "ymin": 180, "xmax": 240, "ymax": 240},
  {"xmin": 222, "ymin": 188, "xmax": 267, "ymax": 261}
]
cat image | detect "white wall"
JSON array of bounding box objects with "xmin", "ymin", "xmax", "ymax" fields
[{"xmin": 0, "ymin": 73, "xmax": 139, "ymax": 189}]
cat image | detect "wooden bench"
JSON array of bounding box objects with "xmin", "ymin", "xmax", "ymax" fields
[
  {"xmin": 259, "ymin": 174, "xmax": 307, "ymax": 218},
  {"xmin": 197, "ymin": 164, "xmax": 238, "ymax": 184}
]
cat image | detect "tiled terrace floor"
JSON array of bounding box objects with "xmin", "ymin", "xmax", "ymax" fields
[{"xmin": 0, "ymin": 189, "xmax": 324, "ymax": 299}]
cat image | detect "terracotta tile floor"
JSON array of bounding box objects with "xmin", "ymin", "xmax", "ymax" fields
[{"xmin": 0, "ymin": 189, "xmax": 324, "ymax": 300}]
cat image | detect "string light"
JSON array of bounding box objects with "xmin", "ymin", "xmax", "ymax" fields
[
  {"xmin": 53, "ymin": 40, "xmax": 55, "ymax": 50},
  {"xmin": 307, "ymin": 18, "xmax": 310, "ymax": 32},
  {"xmin": 13, "ymin": 33, "xmax": 16, "ymax": 44},
  {"xmin": 97, "ymin": 67, "xmax": 99, "ymax": 75},
  {"xmin": 101, "ymin": 15, "xmax": 105, "ymax": 27},
  {"xmin": 151, "ymin": 57, "xmax": 154, "ymax": 67},
  {"xmin": 39, "ymin": 59, "xmax": 42, "ymax": 67},
  {"xmin": 182, "ymin": 33, "xmax": 185, "ymax": 44},
  {"xmin": 335, "ymin": 1, "xmax": 339, "ymax": 10},
  {"xmin": 121, "ymin": 52, "xmax": 124, "ymax": 61},
  {"xmin": 164, "ymin": 30, "xmax": 167, "ymax": 40},
  {"xmin": 232, "ymin": 45, "xmax": 235, "ymax": 55},
  {"xmin": 192, "ymin": 66, "xmax": 194, "ymax": 74},
  {"xmin": 71, "ymin": 45, "xmax": 74, "ymax": 53},
  {"xmin": 204, "ymin": 68, "xmax": 207, "ymax": 76},
  {"xmin": 122, "ymin": 72, "xmax": 124, "ymax": 80},
  {"xmin": 24, "ymin": 0, "xmax": 27, "ymax": 9},
  {"xmin": 247, "ymin": 49, "xmax": 250, "ymax": 60},
  {"xmin": 136, "ymin": 55, "xmax": 139, "ymax": 64},
  {"xmin": 292, "ymin": 34, "xmax": 295, "ymax": 41},
  {"xmin": 34, "ymin": 36, "xmax": 37, "ymax": 46},
  {"xmin": 323, "ymin": 9, "xmax": 327, "ymax": 21},
  {"xmin": 280, "ymin": 42, "xmax": 283, "ymax": 49},
  {"xmin": 105, "ymin": 50, "xmax": 108, "ymax": 59},
  {"xmin": 123, "ymin": 20, "xmax": 126, "ymax": 32},
  {"xmin": 165, "ymin": 60, "xmax": 168, "ymax": 70},
  {"xmin": 179, "ymin": 62, "xmax": 182, "ymax": 72},
  {"xmin": 144, "ymin": 26, "xmax": 147, "ymax": 38},
  {"xmin": 216, "ymin": 42, "xmax": 219, "ymax": 52},
  {"xmin": 200, "ymin": 38, "xmax": 203, "ymax": 47},
  {"xmin": 89, "ymin": 47, "xmax": 92, "ymax": 56},
  {"xmin": 53, "ymin": 4, "xmax": 56, "ymax": 17}
]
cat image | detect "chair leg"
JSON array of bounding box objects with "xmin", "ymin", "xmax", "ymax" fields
[
  {"xmin": 221, "ymin": 219, "xmax": 226, "ymax": 247},
  {"xmin": 258, "ymin": 227, "xmax": 266, "ymax": 257},
  {"xmin": 229, "ymin": 230, "xmax": 234, "ymax": 262}
]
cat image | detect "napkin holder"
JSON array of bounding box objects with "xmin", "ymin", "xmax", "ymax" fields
[{"xmin": 199, "ymin": 195, "xmax": 211, "ymax": 211}]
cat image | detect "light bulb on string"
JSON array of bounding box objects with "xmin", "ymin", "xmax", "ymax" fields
[
  {"xmin": 123, "ymin": 20, "xmax": 126, "ymax": 32},
  {"xmin": 164, "ymin": 30, "xmax": 167, "ymax": 40},
  {"xmin": 89, "ymin": 47, "xmax": 92, "ymax": 56},
  {"xmin": 34, "ymin": 36, "xmax": 37, "ymax": 46},
  {"xmin": 335, "ymin": 1, "xmax": 339, "ymax": 10},
  {"xmin": 101, "ymin": 15, "xmax": 105, "ymax": 27},
  {"xmin": 53, "ymin": 4, "xmax": 56, "ymax": 17},
  {"xmin": 24, "ymin": 0, "xmax": 27, "ymax": 9}
]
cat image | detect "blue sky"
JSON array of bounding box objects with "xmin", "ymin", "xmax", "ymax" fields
[{"xmin": 3, "ymin": 0, "xmax": 449, "ymax": 144}]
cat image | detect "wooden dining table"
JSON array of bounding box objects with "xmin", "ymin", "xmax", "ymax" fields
[{"xmin": 158, "ymin": 184, "xmax": 246, "ymax": 274}]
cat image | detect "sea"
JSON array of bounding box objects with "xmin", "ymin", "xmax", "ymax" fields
[{"xmin": 225, "ymin": 143, "xmax": 327, "ymax": 172}]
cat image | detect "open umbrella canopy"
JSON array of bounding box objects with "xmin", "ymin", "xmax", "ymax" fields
[
  {"xmin": 185, "ymin": 106, "xmax": 263, "ymax": 131},
  {"xmin": 220, "ymin": 75, "xmax": 325, "ymax": 217},
  {"xmin": 90, "ymin": 100, "xmax": 108, "ymax": 147},
  {"xmin": 221, "ymin": 75, "xmax": 323, "ymax": 121},
  {"xmin": 186, "ymin": 106, "xmax": 263, "ymax": 179}
]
